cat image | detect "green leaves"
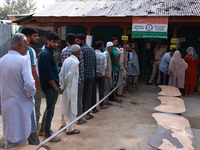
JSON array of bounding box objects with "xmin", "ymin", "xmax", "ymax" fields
[{"xmin": 0, "ymin": 0, "xmax": 37, "ymax": 20}]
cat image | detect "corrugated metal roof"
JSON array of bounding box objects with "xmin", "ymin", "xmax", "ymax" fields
[{"xmin": 34, "ymin": 0, "xmax": 200, "ymax": 17}]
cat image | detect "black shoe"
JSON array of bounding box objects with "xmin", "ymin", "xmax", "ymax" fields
[
  {"xmin": 145, "ymin": 82, "xmax": 152, "ymax": 85},
  {"xmin": 156, "ymin": 83, "xmax": 160, "ymax": 86}
]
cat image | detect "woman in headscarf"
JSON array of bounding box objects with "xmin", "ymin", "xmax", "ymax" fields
[
  {"xmin": 168, "ymin": 50, "xmax": 188, "ymax": 89},
  {"xmin": 184, "ymin": 47, "xmax": 199, "ymax": 97}
]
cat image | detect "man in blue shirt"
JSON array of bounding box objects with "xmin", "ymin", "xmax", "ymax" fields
[
  {"xmin": 159, "ymin": 48, "xmax": 176, "ymax": 85},
  {"xmin": 38, "ymin": 32, "xmax": 61, "ymax": 142}
]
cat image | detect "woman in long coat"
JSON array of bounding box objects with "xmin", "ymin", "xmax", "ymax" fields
[
  {"xmin": 184, "ymin": 47, "xmax": 199, "ymax": 97},
  {"xmin": 168, "ymin": 50, "xmax": 188, "ymax": 89}
]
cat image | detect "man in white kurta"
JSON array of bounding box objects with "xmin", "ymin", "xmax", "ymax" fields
[
  {"xmin": 59, "ymin": 44, "xmax": 81, "ymax": 134},
  {"xmin": 0, "ymin": 33, "xmax": 36, "ymax": 149}
]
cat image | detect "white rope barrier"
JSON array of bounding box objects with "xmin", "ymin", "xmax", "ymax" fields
[{"xmin": 32, "ymin": 74, "xmax": 130, "ymax": 150}]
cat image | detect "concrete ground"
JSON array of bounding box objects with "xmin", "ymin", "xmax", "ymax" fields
[{"xmin": 0, "ymin": 81, "xmax": 200, "ymax": 150}]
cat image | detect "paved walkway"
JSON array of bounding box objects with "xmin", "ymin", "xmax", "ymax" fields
[{"xmin": 1, "ymin": 82, "xmax": 200, "ymax": 150}]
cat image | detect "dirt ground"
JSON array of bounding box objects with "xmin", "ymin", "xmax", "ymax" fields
[{"xmin": 1, "ymin": 81, "xmax": 200, "ymax": 150}]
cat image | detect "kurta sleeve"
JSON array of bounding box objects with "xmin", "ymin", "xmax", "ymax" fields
[{"xmin": 59, "ymin": 60, "xmax": 79, "ymax": 91}]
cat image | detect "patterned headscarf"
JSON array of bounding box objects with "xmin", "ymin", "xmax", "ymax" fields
[{"xmin": 186, "ymin": 47, "xmax": 198, "ymax": 61}]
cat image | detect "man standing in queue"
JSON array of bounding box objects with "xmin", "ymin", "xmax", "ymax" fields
[
  {"xmin": 38, "ymin": 32, "xmax": 61, "ymax": 142},
  {"xmin": 0, "ymin": 33, "xmax": 36, "ymax": 149}
]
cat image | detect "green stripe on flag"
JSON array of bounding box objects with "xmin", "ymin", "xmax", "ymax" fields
[{"xmin": 132, "ymin": 31, "xmax": 167, "ymax": 39}]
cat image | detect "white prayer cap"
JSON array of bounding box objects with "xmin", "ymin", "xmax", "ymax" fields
[
  {"xmin": 106, "ymin": 42, "xmax": 114, "ymax": 47},
  {"xmin": 71, "ymin": 44, "xmax": 80, "ymax": 52}
]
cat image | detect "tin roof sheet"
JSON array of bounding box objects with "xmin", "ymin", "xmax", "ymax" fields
[{"xmin": 34, "ymin": 0, "xmax": 200, "ymax": 17}]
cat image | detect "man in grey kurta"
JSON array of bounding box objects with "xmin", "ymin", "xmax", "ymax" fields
[{"xmin": 0, "ymin": 33, "xmax": 36, "ymax": 149}]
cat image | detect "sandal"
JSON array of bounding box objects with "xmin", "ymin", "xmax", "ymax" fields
[
  {"xmin": 114, "ymin": 99, "xmax": 122, "ymax": 102},
  {"xmin": 100, "ymin": 105, "xmax": 108, "ymax": 109},
  {"xmin": 92, "ymin": 109, "xmax": 99, "ymax": 113},
  {"xmin": 85, "ymin": 114, "xmax": 94, "ymax": 120},
  {"xmin": 117, "ymin": 94, "xmax": 126, "ymax": 97},
  {"xmin": 66, "ymin": 129, "xmax": 80, "ymax": 135},
  {"xmin": 58, "ymin": 126, "xmax": 66, "ymax": 131},
  {"xmin": 105, "ymin": 102, "xmax": 113, "ymax": 106},
  {"xmin": 41, "ymin": 144, "xmax": 50, "ymax": 150},
  {"xmin": 77, "ymin": 119, "xmax": 87, "ymax": 125}
]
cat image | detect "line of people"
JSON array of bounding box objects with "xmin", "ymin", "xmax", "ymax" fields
[
  {"xmin": 0, "ymin": 27, "xmax": 140, "ymax": 149},
  {"xmin": 57, "ymin": 34, "xmax": 140, "ymax": 136},
  {"xmin": 146, "ymin": 41, "xmax": 199, "ymax": 97}
]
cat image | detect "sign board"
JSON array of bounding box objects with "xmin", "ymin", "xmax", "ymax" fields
[
  {"xmin": 171, "ymin": 38, "xmax": 178, "ymax": 43},
  {"xmin": 132, "ymin": 17, "xmax": 168, "ymax": 39},
  {"xmin": 170, "ymin": 45, "xmax": 177, "ymax": 49},
  {"xmin": 121, "ymin": 35, "xmax": 129, "ymax": 41}
]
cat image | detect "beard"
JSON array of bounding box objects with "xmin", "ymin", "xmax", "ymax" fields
[
  {"xmin": 79, "ymin": 43, "xmax": 83, "ymax": 46},
  {"xmin": 30, "ymin": 39, "xmax": 38, "ymax": 46},
  {"xmin": 49, "ymin": 45, "xmax": 58, "ymax": 50}
]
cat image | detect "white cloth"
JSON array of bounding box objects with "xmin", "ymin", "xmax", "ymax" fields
[
  {"xmin": 0, "ymin": 50, "xmax": 36, "ymax": 143},
  {"xmin": 127, "ymin": 50, "xmax": 140, "ymax": 75},
  {"xmin": 60, "ymin": 104, "xmax": 76, "ymax": 132},
  {"xmin": 95, "ymin": 49, "xmax": 107, "ymax": 76},
  {"xmin": 59, "ymin": 55, "xmax": 79, "ymax": 116},
  {"xmin": 117, "ymin": 48, "xmax": 126, "ymax": 95},
  {"xmin": 25, "ymin": 47, "xmax": 39, "ymax": 74}
]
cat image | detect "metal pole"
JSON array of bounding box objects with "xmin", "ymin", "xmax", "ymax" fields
[{"xmin": 32, "ymin": 74, "xmax": 130, "ymax": 150}]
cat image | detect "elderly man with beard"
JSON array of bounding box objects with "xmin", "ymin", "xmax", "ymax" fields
[
  {"xmin": 59, "ymin": 44, "xmax": 81, "ymax": 135},
  {"xmin": 0, "ymin": 33, "xmax": 36, "ymax": 149},
  {"xmin": 38, "ymin": 32, "xmax": 61, "ymax": 142}
]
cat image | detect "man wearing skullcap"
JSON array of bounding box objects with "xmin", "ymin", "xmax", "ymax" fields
[
  {"xmin": 103, "ymin": 42, "xmax": 114, "ymax": 106},
  {"xmin": 59, "ymin": 44, "xmax": 81, "ymax": 135}
]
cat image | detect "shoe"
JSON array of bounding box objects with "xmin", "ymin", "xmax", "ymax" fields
[
  {"xmin": 44, "ymin": 136, "xmax": 61, "ymax": 142},
  {"xmin": 145, "ymin": 82, "xmax": 152, "ymax": 85},
  {"xmin": 100, "ymin": 105, "xmax": 108, "ymax": 109},
  {"xmin": 77, "ymin": 118, "xmax": 87, "ymax": 125},
  {"xmin": 66, "ymin": 129, "xmax": 80, "ymax": 135},
  {"xmin": 188, "ymin": 94, "xmax": 194, "ymax": 97}
]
